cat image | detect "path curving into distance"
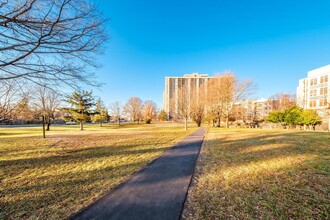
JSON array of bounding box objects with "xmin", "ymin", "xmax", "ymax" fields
[{"xmin": 71, "ymin": 127, "xmax": 206, "ymax": 220}]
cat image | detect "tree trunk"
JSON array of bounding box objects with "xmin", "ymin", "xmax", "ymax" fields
[
  {"xmin": 118, "ymin": 118, "xmax": 120, "ymax": 126},
  {"xmin": 46, "ymin": 116, "xmax": 51, "ymax": 131},
  {"xmin": 80, "ymin": 121, "xmax": 83, "ymax": 130},
  {"xmin": 225, "ymin": 117, "xmax": 229, "ymax": 128},
  {"xmin": 100, "ymin": 121, "xmax": 102, "ymax": 127},
  {"xmin": 185, "ymin": 118, "xmax": 187, "ymax": 130},
  {"xmin": 42, "ymin": 116, "xmax": 46, "ymax": 138},
  {"xmin": 217, "ymin": 115, "xmax": 221, "ymax": 127}
]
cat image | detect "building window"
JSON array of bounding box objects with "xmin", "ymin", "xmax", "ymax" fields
[
  {"xmin": 320, "ymin": 87, "xmax": 328, "ymax": 96},
  {"xmin": 319, "ymin": 99, "xmax": 327, "ymax": 107},
  {"xmin": 310, "ymin": 89, "xmax": 317, "ymax": 97},
  {"xmin": 310, "ymin": 78, "xmax": 317, "ymax": 86},
  {"xmin": 320, "ymin": 75, "xmax": 328, "ymax": 84},
  {"xmin": 309, "ymin": 100, "xmax": 316, "ymax": 108}
]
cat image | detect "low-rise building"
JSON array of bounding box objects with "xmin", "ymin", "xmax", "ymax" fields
[{"xmin": 297, "ymin": 65, "xmax": 330, "ymax": 118}]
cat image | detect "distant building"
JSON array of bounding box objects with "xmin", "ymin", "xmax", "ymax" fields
[
  {"xmin": 163, "ymin": 73, "xmax": 213, "ymax": 119},
  {"xmin": 253, "ymin": 98, "xmax": 275, "ymax": 120},
  {"xmin": 297, "ymin": 65, "xmax": 330, "ymax": 117}
]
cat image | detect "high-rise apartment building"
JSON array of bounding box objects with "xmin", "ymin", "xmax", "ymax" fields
[
  {"xmin": 163, "ymin": 73, "xmax": 213, "ymax": 118},
  {"xmin": 296, "ymin": 65, "xmax": 330, "ymax": 117}
]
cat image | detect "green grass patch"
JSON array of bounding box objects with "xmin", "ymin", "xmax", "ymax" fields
[
  {"xmin": 183, "ymin": 128, "xmax": 330, "ymax": 219},
  {"xmin": 0, "ymin": 123, "xmax": 196, "ymax": 219}
]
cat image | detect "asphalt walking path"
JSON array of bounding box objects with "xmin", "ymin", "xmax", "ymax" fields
[{"xmin": 71, "ymin": 127, "xmax": 206, "ymax": 220}]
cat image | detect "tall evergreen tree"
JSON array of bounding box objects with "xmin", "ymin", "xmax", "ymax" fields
[
  {"xmin": 158, "ymin": 109, "xmax": 168, "ymax": 121},
  {"xmin": 92, "ymin": 98, "xmax": 109, "ymax": 127},
  {"xmin": 64, "ymin": 91, "xmax": 95, "ymax": 130}
]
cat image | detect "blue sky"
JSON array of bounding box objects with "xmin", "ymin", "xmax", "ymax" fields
[{"xmin": 92, "ymin": 0, "xmax": 330, "ymax": 108}]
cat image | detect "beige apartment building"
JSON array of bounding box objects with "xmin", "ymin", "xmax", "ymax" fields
[
  {"xmin": 253, "ymin": 98, "xmax": 275, "ymax": 120},
  {"xmin": 163, "ymin": 73, "xmax": 213, "ymax": 119},
  {"xmin": 297, "ymin": 65, "xmax": 330, "ymax": 118}
]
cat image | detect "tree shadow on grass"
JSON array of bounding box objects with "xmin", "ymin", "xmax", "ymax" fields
[
  {"xmin": 1, "ymin": 136, "xmax": 203, "ymax": 219},
  {"xmin": 185, "ymin": 130, "xmax": 329, "ymax": 219}
]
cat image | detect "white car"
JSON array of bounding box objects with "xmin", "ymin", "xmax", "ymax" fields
[{"xmin": 66, "ymin": 121, "xmax": 78, "ymax": 125}]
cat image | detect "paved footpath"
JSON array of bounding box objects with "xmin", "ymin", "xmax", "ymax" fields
[{"xmin": 71, "ymin": 127, "xmax": 206, "ymax": 220}]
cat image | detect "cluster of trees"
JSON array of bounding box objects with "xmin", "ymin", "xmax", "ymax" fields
[
  {"xmin": 122, "ymin": 97, "xmax": 157, "ymax": 124},
  {"xmin": 0, "ymin": 85, "xmax": 61, "ymax": 129},
  {"xmin": 62, "ymin": 93, "xmax": 160, "ymax": 131},
  {"xmin": 1, "ymin": 86, "xmax": 164, "ymax": 132},
  {"xmin": 174, "ymin": 72, "xmax": 255, "ymax": 129},
  {"xmin": 266, "ymin": 105, "xmax": 322, "ymax": 130},
  {"xmin": 0, "ymin": 0, "xmax": 108, "ymax": 131},
  {"xmin": 63, "ymin": 91, "xmax": 106, "ymax": 130}
]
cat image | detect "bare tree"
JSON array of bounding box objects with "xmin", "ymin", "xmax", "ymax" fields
[
  {"xmin": 0, "ymin": 80, "xmax": 21, "ymax": 122},
  {"xmin": 0, "ymin": 0, "xmax": 108, "ymax": 88},
  {"xmin": 221, "ymin": 73, "xmax": 255, "ymax": 128},
  {"xmin": 209, "ymin": 73, "xmax": 255, "ymax": 128},
  {"xmin": 143, "ymin": 100, "xmax": 157, "ymax": 124},
  {"xmin": 207, "ymin": 75, "xmax": 224, "ymax": 127},
  {"xmin": 124, "ymin": 97, "xmax": 144, "ymax": 124},
  {"xmin": 33, "ymin": 86, "xmax": 60, "ymax": 130},
  {"xmin": 13, "ymin": 93, "xmax": 34, "ymax": 122},
  {"xmin": 272, "ymin": 93, "xmax": 296, "ymax": 111},
  {"xmin": 109, "ymin": 101, "xmax": 122, "ymax": 126},
  {"xmin": 190, "ymin": 89, "xmax": 205, "ymax": 127},
  {"xmin": 177, "ymin": 84, "xmax": 190, "ymax": 130}
]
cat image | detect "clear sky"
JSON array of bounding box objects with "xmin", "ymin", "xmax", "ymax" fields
[{"xmin": 92, "ymin": 0, "xmax": 330, "ymax": 108}]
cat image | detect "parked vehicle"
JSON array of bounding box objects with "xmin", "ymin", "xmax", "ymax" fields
[
  {"xmin": 65, "ymin": 121, "xmax": 78, "ymax": 125},
  {"xmin": 249, "ymin": 123, "xmax": 262, "ymax": 128}
]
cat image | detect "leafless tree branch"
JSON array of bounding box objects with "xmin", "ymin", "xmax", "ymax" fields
[{"xmin": 0, "ymin": 0, "xmax": 108, "ymax": 89}]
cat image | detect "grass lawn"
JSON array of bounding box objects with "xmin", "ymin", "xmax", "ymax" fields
[
  {"xmin": 0, "ymin": 123, "xmax": 196, "ymax": 219},
  {"xmin": 183, "ymin": 128, "xmax": 330, "ymax": 219}
]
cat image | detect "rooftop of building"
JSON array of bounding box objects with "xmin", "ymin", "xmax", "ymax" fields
[
  {"xmin": 307, "ymin": 64, "xmax": 330, "ymax": 77},
  {"xmin": 165, "ymin": 73, "xmax": 211, "ymax": 78}
]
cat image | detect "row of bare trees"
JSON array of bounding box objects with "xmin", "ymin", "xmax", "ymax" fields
[
  {"xmin": 0, "ymin": 0, "xmax": 108, "ymax": 129},
  {"xmin": 173, "ymin": 72, "xmax": 255, "ymax": 129},
  {"xmin": 121, "ymin": 97, "xmax": 157, "ymax": 124},
  {"xmin": 0, "ymin": 84, "xmax": 61, "ymax": 128}
]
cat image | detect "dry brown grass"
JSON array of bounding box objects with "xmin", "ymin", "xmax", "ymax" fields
[
  {"xmin": 0, "ymin": 123, "xmax": 196, "ymax": 219},
  {"xmin": 183, "ymin": 128, "xmax": 330, "ymax": 219}
]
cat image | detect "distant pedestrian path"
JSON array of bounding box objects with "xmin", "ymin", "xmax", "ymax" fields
[{"xmin": 71, "ymin": 127, "xmax": 206, "ymax": 220}]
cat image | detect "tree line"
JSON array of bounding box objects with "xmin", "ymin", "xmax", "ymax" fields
[
  {"xmin": 171, "ymin": 72, "xmax": 256, "ymax": 130},
  {"xmin": 266, "ymin": 105, "xmax": 322, "ymax": 131},
  {"xmin": 0, "ymin": 87, "xmax": 166, "ymax": 131}
]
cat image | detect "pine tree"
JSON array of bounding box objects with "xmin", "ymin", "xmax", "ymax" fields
[
  {"xmin": 63, "ymin": 91, "xmax": 95, "ymax": 130},
  {"xmin": 158, "ymin": 109, "xmax": 168, "ymax": 121},
  {"xmin": 92, "ymin": 98, "xmax": 109, "ymax": 127}
]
